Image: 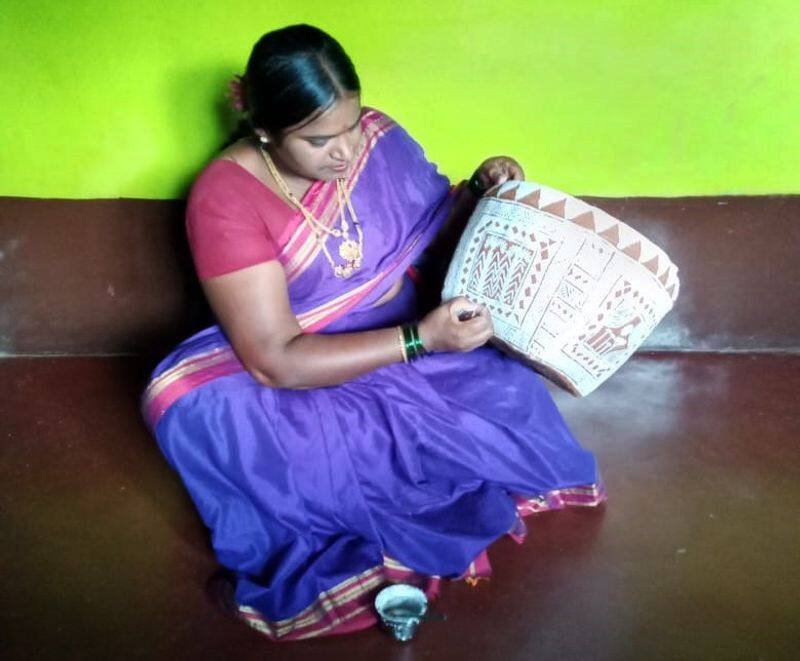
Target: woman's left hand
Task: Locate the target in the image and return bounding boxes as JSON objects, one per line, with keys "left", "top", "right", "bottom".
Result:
{"left": 473, "top": 156, "right": 525, "bottom": 190}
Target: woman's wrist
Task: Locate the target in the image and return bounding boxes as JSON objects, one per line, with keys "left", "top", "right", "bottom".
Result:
{"left": 416, "top": 318, "right": 435, "bottom": 354}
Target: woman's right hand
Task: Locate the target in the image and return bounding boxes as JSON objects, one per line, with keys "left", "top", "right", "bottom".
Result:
{"left": 418, "top": 296, "right": 494, "bottom": 353}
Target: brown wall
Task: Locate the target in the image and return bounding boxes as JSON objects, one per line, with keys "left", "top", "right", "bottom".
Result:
{"left": 583, "top": 195, "right": 800, "bottom": 352}
{"left": 1, "top": 195, "right": 798, "bottom": 356}
{"left": 0, "top": 197, "right": 209, "bottom": 357}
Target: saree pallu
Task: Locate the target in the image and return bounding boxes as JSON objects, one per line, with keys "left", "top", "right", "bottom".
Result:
{"left": 143, "top": 110, "right": 605, "bottom": 641}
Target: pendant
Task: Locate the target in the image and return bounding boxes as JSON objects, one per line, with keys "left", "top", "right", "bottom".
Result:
{"left": 339, "top": 239, "right": 362, "bottom": 262}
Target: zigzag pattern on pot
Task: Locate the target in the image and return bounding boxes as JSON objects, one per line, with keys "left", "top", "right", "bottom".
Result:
{"left": 486, "top": 182, "right": 680, "bottom": 301}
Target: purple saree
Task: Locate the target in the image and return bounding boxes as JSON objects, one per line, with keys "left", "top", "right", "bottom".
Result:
{"left": 142, "top": 110, "right": 604, "bottom": 641}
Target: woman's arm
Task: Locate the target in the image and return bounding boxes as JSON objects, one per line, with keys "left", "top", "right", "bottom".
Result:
{"left": 201, "top": 260, "right": 493, "bottom": 389}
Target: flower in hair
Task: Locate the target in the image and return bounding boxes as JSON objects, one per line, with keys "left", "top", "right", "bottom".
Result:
{"left": 227, "top": 74, "right": 247, "bottom": 112}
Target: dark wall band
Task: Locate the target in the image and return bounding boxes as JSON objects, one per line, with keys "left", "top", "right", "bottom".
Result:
{"left": 1, "top": 195, "right": 798, "bottom": 356}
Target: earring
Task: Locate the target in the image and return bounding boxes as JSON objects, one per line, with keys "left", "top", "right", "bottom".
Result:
{"left": 259, "top": 135, "right": 269, "bottom": 145}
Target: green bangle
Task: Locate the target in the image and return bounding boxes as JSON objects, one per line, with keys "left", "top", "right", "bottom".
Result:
{"left": 401, "top": 324, "right": 415, "bottom": 361}
{"left": 410, "top": 324, "right": 426, "bottom": 357}
{"left": 402, "top": 323, "right": 426, "bottom": 361}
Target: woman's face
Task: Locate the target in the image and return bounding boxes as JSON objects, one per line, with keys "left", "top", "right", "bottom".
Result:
{"left": 265, "top": 92, "right": 363, "bottom": 183}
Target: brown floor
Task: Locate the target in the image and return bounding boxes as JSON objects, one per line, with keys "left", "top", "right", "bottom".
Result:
{"left": 2, "top": 353, "right": 799, "bottom": 660}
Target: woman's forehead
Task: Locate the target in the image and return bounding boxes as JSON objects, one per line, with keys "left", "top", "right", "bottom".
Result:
{"left": 292, "top": 93, "right": 361, "bottom": 137}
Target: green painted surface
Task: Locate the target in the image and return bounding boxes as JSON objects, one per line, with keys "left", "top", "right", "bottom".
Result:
{"left": 2, "top": 0, "right": 799, "bottom": 199}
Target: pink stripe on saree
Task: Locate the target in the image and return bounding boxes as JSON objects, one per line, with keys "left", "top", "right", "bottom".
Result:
{"left": 296, "top": 231, "right": 425, "bottom": 332}
{"left": 515, "top": 483, "right": 607, "bottom": 517}
{"left": 142, "top": 348, "right": 241, "bottom": 431}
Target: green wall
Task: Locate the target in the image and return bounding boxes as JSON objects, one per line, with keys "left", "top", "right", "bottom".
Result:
{"left": 2, "top": 0, "right": 799, "bottom": 199}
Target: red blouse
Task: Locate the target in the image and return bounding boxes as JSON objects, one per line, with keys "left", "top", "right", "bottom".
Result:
{"left": 186, "top": 159, "right": 292, "bottom": 279}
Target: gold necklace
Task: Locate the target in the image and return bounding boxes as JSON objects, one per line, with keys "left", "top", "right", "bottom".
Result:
{"left": 260, "top": 147, "right": 363, "bottom": 278}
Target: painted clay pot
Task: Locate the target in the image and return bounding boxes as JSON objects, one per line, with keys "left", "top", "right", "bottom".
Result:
{"left": 442, "top": 181, "right": 680, "bottom": 396}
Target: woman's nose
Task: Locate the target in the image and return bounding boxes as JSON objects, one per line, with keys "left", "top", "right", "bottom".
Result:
{"left": 330, "top": 135, "right": 354, "bottom": 163}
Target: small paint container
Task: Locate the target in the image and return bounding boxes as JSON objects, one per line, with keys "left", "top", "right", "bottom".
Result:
{"left": 374, "top": 584, "right": 428, "bottom": 642}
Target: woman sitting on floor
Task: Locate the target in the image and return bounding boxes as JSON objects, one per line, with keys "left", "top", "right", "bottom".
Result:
{"left": 142, "top": 23, "right": 604, "bottom": 641}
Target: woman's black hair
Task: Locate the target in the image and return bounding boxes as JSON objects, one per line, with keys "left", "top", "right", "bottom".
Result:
{"left": 243, "top": 24, "right": 360, "bottom": 138}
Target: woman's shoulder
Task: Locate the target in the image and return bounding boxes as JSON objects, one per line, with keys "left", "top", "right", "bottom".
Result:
{"left": 185, "top": 146, "right": 281, "bottom": 279}
{"left": 190, "top": 145, "right": 262, "bottom": 200}
{"left": 216, "top": 138, "right": 264, "bottom": 174}
{"left": 186, "top": 149, "right": 274, "bottom": 232}
{"left": 186, "top": 142, "right": 291, "bottom": 248}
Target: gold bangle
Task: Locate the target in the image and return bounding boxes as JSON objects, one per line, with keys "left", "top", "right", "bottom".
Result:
{"left": 396, "top": 326, "right": 408, "bottom": 363}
